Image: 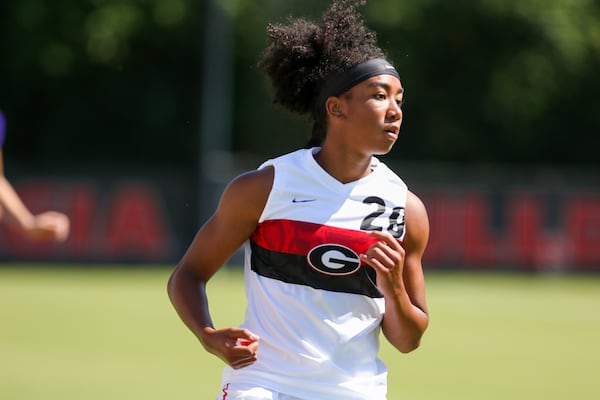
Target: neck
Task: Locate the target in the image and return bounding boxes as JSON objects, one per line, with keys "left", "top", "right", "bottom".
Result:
{"left": 313, "top": 145, "right": 373, "bottom": 184}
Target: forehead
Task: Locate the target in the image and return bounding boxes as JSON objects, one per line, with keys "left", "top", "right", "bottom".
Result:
{"left": 360, "top": 74, "right": 404, "bottom": 94}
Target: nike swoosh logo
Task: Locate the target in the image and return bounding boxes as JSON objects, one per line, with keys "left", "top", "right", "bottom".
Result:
{"left": 292, "top": 198, "right": 316, "bottom": 203}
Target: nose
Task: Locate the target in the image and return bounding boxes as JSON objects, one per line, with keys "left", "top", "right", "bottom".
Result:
{"left": 387, "top": 100, "right": 402, "bottom": 121}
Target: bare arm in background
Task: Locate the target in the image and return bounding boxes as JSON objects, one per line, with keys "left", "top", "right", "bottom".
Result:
{"left": 0, "top": 151, "right": 69, "bottom": 242}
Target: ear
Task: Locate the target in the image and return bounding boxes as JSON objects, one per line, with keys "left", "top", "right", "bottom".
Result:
{"left": 325, "top": 96, "right": 345, "bottom": 119}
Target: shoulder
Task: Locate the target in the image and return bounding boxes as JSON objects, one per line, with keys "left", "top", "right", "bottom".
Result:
{"left": 218, "top": 149, "right": 308, "bottom": 221}
{"left": 406, "top": 190, "right": 427, "bottom": 218}
{"left": 217, "top": 166, "right": 274, "bottom": 223}
{"left": 224, "top": 166, "right": 274, "bottom": 205}
{"left": 404, "top": 190, "right": 430, "bottom": 254}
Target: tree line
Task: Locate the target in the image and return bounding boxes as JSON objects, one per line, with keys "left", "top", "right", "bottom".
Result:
{"left": 1, "top": 0, "right": 598, "bottom": 168}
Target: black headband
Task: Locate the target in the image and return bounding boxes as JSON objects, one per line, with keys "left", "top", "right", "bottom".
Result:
{"left": 318, "top": 58, "right": 400, "bottom": 109}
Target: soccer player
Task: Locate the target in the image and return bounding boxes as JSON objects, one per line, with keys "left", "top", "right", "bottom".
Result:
{"left": 0, "top": 108, "right": 70, "bottom": 242}
{"left": 167, "top": 1, "right": 430, "bottom": 398}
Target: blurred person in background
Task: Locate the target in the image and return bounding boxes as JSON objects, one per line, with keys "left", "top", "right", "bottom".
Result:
{"left": 0, "top": 108, "right": 69, "bottom": 242}
{"left": 168, "top": 1, "right": 429, "bottom": 399}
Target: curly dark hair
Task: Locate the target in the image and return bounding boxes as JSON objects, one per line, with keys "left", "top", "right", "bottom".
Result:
{"left": 257, "top": 0, "right": 388, "bottom": 146}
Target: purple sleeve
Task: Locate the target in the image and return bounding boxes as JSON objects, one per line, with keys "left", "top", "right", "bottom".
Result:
{"left": 0, "top": 109, "right": 6, "bottom": 148}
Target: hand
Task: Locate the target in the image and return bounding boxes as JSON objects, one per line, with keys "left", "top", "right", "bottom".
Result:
{"left": 360, "top": 230, "right": 406, "bottom": 296}
{"left": 200, "top": 327, "right": 260, "bottom": 369}
{"left": 27, "top": 211, "right": 70, "bottom": 242}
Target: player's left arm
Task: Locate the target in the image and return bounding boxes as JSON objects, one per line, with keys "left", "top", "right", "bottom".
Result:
{"left": 361, "top": 190, "right": 430, "bottom": 353}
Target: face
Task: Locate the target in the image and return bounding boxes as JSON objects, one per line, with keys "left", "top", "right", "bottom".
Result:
{"left": 336, "top": 74, "right": 404, "bottom": 155}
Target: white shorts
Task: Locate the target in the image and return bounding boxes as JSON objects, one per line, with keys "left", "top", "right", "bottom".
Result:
{"left": 215, "top": 382, "right": 305, "bottom": 400}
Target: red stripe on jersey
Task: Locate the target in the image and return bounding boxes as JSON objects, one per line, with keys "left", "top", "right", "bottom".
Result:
{"left": 251, "top": 219, "right": 379, "bottom": 257}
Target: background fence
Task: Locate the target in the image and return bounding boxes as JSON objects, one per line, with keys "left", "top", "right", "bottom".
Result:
{"left": 2, "top": 160, "right": 597, "bottom": 272}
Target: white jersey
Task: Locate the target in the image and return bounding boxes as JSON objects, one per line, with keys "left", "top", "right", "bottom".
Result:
{"left": 221, "top": 147, "right": 408, "bottom": 399}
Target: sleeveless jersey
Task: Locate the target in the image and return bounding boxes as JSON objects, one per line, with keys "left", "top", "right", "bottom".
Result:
{"left": 221, "top": 148, "right": 408, "bottom": 399}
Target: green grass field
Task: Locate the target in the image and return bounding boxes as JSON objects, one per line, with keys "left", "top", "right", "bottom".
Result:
{"left": 1, "top": 265, "right": 599, "bottom": 399}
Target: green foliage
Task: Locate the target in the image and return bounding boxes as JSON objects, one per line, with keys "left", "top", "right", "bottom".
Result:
{"left": 0, "top": 0, "right": 202, "bottom": 166}
{"left": 362, "top": 0, "right": 600, "bottom": 164}
{"left": 0, "top": 0, "right": 598, "bottom": 167}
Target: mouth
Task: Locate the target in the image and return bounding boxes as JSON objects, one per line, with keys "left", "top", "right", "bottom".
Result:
{"left": 383, "top": 126, "right": 399, "bottom": 139}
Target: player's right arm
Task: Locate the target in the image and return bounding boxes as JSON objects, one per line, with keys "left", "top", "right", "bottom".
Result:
{"left": 167, "top": 166, "right": 273, "bottom": 369}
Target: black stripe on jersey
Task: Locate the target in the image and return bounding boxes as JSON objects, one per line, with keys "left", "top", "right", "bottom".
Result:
{"left": 250, "top": 240, "right": 383, "bottom": 298}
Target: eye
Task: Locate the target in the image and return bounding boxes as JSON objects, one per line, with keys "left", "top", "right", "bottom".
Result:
{"left": 375, "top": 92, "right": 387, "bottom": 100}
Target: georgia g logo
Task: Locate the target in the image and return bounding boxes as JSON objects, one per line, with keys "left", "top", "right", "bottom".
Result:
{"left": 307, "top": 244, "right": 361, "bottom": 276}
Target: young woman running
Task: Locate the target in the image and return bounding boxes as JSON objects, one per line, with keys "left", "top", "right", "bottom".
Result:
{"left": 168, "top": 1, "right": 430, "bottom": 398}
